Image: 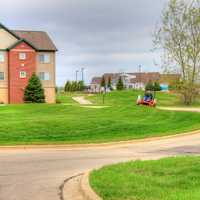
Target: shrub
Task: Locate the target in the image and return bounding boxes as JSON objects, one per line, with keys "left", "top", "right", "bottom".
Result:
{"left": 24, "top": 73, "right": 45, "bottom": 103}
{"left": 154, "top": 82, "right": 161, "bottom": 91}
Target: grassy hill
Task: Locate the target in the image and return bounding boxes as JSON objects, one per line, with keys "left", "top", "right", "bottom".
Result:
{"left": 0, "top": 90, "right": 200, "bottom": 145}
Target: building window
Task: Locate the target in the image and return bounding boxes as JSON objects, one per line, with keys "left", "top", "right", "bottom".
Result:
{"left": 0, "top": 53, "right": 5, "bottom": 63}
{"left": 0, "top": 72, "right": 4, "bottom": 80}
{"left": 20, "top": 71, "right": 27, "bottom": 78}
{"left": 19, "top": 53, "right": 26, "bottom": 60}
{"left": 39, "top": 72, "right": 50, "bottom": 81}
{"left": 39, "top": 54, "right": 50, "bottom": 63}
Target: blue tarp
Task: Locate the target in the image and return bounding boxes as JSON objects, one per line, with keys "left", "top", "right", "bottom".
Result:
{"left": 160, "top": 84, "right": 169, "bottom": 91}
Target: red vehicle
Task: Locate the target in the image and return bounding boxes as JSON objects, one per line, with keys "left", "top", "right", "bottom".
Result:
{"left": 136, "top": 91, "right": 157, "bottom": 107}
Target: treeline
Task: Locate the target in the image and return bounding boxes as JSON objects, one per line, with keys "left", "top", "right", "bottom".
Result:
{"left": 101, "top": 76, "right": 125, "bottom": 90}
{"left": 64, "top": 81, "right": 85, "bottom": 92}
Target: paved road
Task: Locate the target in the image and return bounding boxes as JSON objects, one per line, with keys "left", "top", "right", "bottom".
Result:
{"left": 1, "top": 132, "right": 200, "bottom": 200}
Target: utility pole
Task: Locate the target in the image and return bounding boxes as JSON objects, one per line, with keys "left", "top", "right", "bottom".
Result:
{"left": 75, "top": 70, "right": 79, "bottom": 82}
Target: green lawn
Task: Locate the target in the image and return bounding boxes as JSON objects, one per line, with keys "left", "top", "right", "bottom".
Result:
{"left": 90, "top": 156, "right": 200, "bottom": 200}
{"left": 0, "top": 90, "right": 200, "bottom": 145}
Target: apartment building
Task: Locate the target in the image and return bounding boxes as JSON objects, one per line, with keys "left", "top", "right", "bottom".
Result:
{"left": 90, "top": 72, "right": 180, "bottom": 92}
{"left": 0, "top": 23, "right": 57, "bottom": 104}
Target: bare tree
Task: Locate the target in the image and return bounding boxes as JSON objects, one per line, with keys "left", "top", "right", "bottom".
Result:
{"left": 154, "top": 0, "right": 200, "bottom": 105}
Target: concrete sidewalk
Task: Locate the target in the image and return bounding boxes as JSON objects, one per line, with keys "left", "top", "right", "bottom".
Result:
{"left": 158, "top": 106, "right": 200, "bottom": 112}
{"left": 72, "top": 96, "right": 93, "bottom": 105}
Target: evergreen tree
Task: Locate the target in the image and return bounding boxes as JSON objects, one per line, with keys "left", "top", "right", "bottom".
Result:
{"left": 24, "top": 73, "right": 45, "bottom": 103}
{"left": 78, "top": 81, "right": 85, "bottom": 91}
{"left": 154, "top": 81, "right": 161, "bottom": 91}
{"left": 64, "top": 81, "right": 71, "bottom": 92}
{"left": 116, "top": 76, "right": 124, "bottom": 90}
{"left": 107, "top": 76, "right": 112, "bottom": 90}
{"left": 70, "top": 81, "right": 76, "bottom": 92}
{"left": 101, "top": 76, "right": 106, "bottom": 88}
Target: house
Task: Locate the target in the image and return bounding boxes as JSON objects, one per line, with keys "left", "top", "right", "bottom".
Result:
{"left": 0, "top": 23, "right": 57, "bottom": 104}
{"left": 90, "top": 77, "right": 102, "bottom": 93}
{"left": 90, "top": 72, "right": 180, "bottom": 92}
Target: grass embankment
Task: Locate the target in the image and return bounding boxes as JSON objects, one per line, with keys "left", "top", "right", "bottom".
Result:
{"left": 90, "top": 156, "right": 200, "bottom": 200}
{"left": 0, "top": 90, "right": 200, "bottom": 145}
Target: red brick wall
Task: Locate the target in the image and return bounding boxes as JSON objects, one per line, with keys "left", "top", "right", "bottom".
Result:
{"left": 8, "top": 42, "right": 36, "bottom": 103}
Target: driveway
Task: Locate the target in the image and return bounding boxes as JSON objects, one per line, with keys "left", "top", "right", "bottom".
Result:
{"left": 1, "top": 132, "right": 200, "bottom": 200}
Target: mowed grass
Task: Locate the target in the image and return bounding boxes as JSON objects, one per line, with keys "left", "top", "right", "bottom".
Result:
{"left": 0, "top": 90, "right": 200, "bottom": 145}
{"left": 90, "top": 156, "right": 200, "bottom": 200}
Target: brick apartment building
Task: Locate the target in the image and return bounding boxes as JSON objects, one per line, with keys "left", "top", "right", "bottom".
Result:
{"left": 0, "top": 23, "right": 57, "bottom": 104}
{"left": 90, "top": 72, "right": 180, "bottom": 92}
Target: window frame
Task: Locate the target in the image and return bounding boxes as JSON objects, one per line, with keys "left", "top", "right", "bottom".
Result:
{"left": 0, "top": 53, "right": 5, "bottom": 63}
{"left": 19, "top": 71, "right": 27, "bottom": 79}
{"left": 39, "top": 54, "right": 50, "bottom": 64}
{"left": 19, "top": 53, "right": 26, "bottom": 60}
{"left": 0, "top": 72, "right": 4, "bottom": 80}
{"left": 39, "top": 72, "right": 50, "bottom": 81}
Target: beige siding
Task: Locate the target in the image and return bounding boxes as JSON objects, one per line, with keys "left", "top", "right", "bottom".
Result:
{"left": 0, "top": 51, "right": 8, "bottom": 103}
{"left": 0, "top": 28, "right": 18, "bottom": 49}
{"left": 36, "top": 52, "right": 56, "bottom": 103}
{"left": 44, "top": 88, "right": 55, "bottom": 103}
{"left": 0, "top": 51, "right": 8, "bottom": 88}
{"left": 0, "top": 88, "right": 8, "bottom": 103}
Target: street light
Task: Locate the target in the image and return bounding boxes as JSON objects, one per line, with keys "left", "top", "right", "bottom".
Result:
{"left": 75, "top": 70, "right": 79, "bottom": 82}
{"left": 81, "top": 68, "right": 85, "bottom": 82}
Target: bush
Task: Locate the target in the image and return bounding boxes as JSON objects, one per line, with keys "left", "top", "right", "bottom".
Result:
{"left": 145, "top": 81, "right": 154, "bottom": 91}
{"left": 56, "top": 99, "right": 62, "bottom": 104}
{"left": 154, "top": 82, "right": 161, "bottom": 91}
{"left": 145, "top": 81, "right": 161, "bottom": 91}
{"left": 24, "top": 73, "right": 45, "bottom": 103}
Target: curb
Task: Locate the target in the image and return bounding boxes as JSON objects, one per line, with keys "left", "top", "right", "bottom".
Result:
{"left": 79, "top": 172, "right": 102, "bottom": 200}
{"left": 0, "top": 129, "right": 200, "bottom": 150}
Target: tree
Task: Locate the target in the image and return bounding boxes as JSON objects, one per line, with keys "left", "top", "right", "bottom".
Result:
{"left": 145, "top": 81, "right": 154, "bottom": 91}
{"left": 78, "top": 81, "right": 85, "bottom": 91}
{"left": 154, "top": 82, "right": 161, "bottom": 91}
{"left": 24, "top": 73, "right": 45, "bottom": 103}
{"left": 64, "top": 81, "right": 71, "bottom": 92}
{"left": 116, "top": 76, "right": 124, "bottom": 90}
{"left": 101, "top": 76, "right": 106, "bottom": 89}
{"left": 154, "top": 0, "right": 200, "bottom": 105}
{"left": 107, "top": 76, "right": 112, "bottom": 90}
{"left": 71, "top": 81, "right": 77, "bottom": 92}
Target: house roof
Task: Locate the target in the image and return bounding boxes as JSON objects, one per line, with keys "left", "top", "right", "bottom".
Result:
{"left": 12, "top": 30, "right": 57, "bottom": 51}
{"left": 0, "top": 23, "right": 21, "bottom": 40}
{"left": 7, "top": 39, "right": 37, "bottom": 51}
{"left": 91, "top": 72, "right": 180, "bottom": 85}
{"left": 91, "top": 77, "right": 102, "bottom": 85}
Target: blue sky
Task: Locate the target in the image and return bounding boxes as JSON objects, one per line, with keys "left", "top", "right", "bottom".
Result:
{"left": 1, "top": 0, "right": 168, "bottom": 85}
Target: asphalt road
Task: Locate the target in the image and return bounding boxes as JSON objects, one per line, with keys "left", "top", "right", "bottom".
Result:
{"left": 1, "top": 132, "right": 200, "bottom": 200}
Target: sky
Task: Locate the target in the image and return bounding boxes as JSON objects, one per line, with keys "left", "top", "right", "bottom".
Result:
{"left": 0, "top": 0, "right": 168, "bottom": 85}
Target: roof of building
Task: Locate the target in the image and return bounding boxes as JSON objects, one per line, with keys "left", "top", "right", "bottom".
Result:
{"left": 12, "top": 30, "right": 57, "bottom": 51}
{"left": 91, "top": 77, "right": 102, "bottom": 85}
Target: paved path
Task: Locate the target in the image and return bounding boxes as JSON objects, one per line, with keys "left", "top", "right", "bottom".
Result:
{"left": 1, "top": 132, "right": 200, "bottom": 200}
{"left": 158, "top": 106, "right": 200, "bottom": 112}
{"left": 72, "top": 96, "right": 92, "bottom": 105}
